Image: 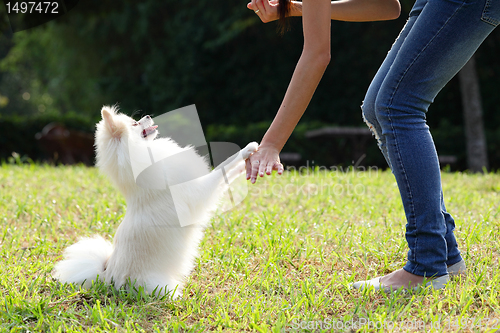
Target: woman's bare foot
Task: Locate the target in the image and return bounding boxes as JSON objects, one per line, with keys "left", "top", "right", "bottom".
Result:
{"left": 380, "top": 268, "right": 426, "bottom": 289}
{"left": 351, "top": 267, "right": 450, "bottom": 292}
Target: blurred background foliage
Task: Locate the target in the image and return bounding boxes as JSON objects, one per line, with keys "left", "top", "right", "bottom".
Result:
{"left": 0, "top": 0, "right": 499, "bottom": 169}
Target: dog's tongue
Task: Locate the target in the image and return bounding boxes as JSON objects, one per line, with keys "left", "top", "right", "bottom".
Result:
{"left": 142, "top": 125, "right": 158, "bottom": 138}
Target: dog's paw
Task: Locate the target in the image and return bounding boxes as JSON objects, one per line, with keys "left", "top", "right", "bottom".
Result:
{"left": 242, "top": 142, "right": 258, "bottom": 160}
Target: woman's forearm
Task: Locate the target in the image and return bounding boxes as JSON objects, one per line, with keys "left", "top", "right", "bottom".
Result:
{"left": 260, "top": 52, "right": 330, "bottom": 151}
{"left": 290, "top": 0, "right": 400, "bottom": 22}
{"left": 246, "top": 0, "right": 331, "bottom": 182}
{"left": 261, "top": 0, "right": 331, "bottom": 152}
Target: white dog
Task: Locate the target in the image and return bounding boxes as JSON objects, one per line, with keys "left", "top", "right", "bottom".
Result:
{"left": 53, "top": 106, "right": 258, "bottom": 298}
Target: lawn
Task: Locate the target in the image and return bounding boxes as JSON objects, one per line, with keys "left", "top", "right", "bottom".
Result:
{"left": 0, "top": 162, "right": 499, "bottom": 332}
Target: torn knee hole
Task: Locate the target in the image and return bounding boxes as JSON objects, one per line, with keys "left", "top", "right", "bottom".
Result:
{"left": 362, "top": 113, "right": 381, "bottom": 142}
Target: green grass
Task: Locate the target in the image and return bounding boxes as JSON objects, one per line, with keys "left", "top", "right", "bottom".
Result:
{"left": 1, "top": 163, "right": 499, "bottom": 332}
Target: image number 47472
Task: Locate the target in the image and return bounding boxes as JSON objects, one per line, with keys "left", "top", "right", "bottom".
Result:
{"left": 2, "top": 0, "right": 79, "bottom": 33}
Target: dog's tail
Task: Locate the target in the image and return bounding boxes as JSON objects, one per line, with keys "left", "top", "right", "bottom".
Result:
{"left": 53, "top": 236, "right": 113, "bottom": 288}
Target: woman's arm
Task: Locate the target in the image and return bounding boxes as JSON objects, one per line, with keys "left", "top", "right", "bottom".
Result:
{"left": 246, "top": 0, "right": 331, "bottom": 184}
{"left": 248, "top": 0, "right": 400, "bottom": 23}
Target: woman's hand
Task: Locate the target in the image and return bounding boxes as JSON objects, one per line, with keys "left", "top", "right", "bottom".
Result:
{"left": 246, "top": 144, "right": 284, "bottom": 184}
{"left": 248, "top": 0, "right": 400, "bottom": 23}
{"left": 247, "top": 0, "right": 279, "bottom": 23}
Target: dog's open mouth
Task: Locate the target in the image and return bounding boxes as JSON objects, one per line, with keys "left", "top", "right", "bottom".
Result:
{"left": 142, "top": 125, "right": 158, "bottom": 139}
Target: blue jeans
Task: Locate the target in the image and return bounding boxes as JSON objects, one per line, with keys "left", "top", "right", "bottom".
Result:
{"left": 362, "top": 0, "right": 500, "bottom": 277}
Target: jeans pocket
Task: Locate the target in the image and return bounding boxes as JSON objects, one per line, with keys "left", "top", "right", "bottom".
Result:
{"left": 481, "top": 0, "right": 500, "bottom": 26}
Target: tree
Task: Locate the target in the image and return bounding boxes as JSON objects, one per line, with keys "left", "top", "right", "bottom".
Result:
{"left": 458, "top": 55, "right": 488, "bottom": 173}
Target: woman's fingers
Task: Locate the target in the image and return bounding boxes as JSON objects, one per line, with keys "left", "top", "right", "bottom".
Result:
{"left": 250, "top": 0, "right": 258, "bottom": 13}
{"left": 253, "top": 0, "right": 264, "bottom": 14}
{"left": 261, "top": 0, "right": 273, "bottom": 13}
{"left": 245, "top": 158, "right": 252, "bottom": 180}
{"left": 258, "top": 162, "right": 267, "bottom": 178}
{"left": 266, "top": 163, "right": 273, "bottom": 175}
{"left": 250, "top": 159, "right": 261, "bottom": 184}
{"left": 248, "top": 0, "right": 276, "bottom": 10}
{"left": 267, "top": 162, "right": 283, "bottom": 175}
{"left": 248, "top": 0, "right": 279, "bottom": 23}
{"left": 275, "top": 162, "right": 284, "bottom": 175}
{"left": 249, "top": 155, "right": 266, "bottom": 184}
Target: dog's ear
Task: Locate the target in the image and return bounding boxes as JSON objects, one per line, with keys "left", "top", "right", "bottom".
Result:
{"left": 101, "top": 106, "right": 115, "bottom": 128}
{"left": 101, "top": 106, "right": 124, "bottom": 138}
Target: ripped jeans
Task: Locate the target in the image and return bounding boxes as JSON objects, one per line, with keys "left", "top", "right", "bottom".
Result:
{"left": 362, "top": 0, "right": 499, "bottom": 276}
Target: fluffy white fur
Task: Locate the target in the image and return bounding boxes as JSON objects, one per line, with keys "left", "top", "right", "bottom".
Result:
{"left": 52, "top": 106, "right": 258, "bottom": 298}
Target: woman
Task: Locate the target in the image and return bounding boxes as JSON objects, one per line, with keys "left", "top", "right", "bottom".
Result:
{"left": 246, "top": 0, "right": 499, "bottom": 291}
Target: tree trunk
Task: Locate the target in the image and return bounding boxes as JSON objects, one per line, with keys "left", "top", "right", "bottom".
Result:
{"left": 458, "top": 55, "right": 489, "bottom": 173}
